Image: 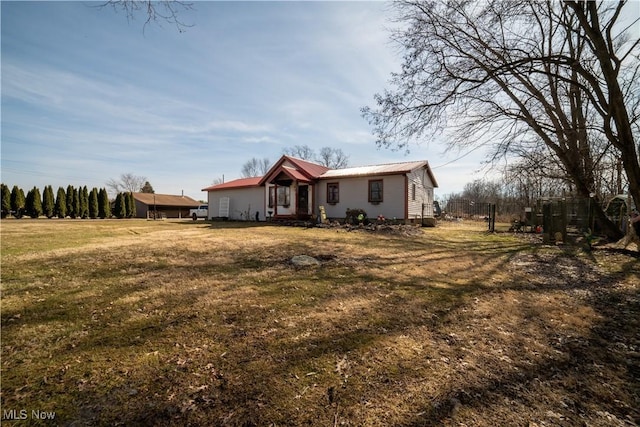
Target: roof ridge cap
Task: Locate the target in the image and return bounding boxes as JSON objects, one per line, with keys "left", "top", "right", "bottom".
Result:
{"left": 333, "top": 159, "right": 428, "bottom": 170}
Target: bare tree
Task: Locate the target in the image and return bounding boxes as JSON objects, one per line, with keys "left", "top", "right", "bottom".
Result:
{"left": 210, "top": 177, "right": 225, "bottom": 186}
{"left": 317, "top": 147, "right": 350, "bottom": 169}
{"left": 564, "top": 1, "right": 640, "bottom": 202}
{"left": 282, "top": 145, "right": 316, "bottom": 161}
{"left": 241, "top": 158, "right": 270, "bottom": 178}
{"left": 99, "top": 1, "right": 194, "bottom": 33}
{"left": 363, "top": 0, "right": 639, "bottom": 239}
{"left": 282, "top": 145, "right": 350, "bottom": 168}
{"left": 106, "top": 173, "right": 148, "bottom": 195}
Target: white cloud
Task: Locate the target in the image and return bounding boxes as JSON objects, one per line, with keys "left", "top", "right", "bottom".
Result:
{"left": 1, "top": 1, "right": 488, "bottom": 200}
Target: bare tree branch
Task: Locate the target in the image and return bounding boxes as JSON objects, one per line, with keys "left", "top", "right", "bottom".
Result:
{"left": 241, "top": 158, "right": 270, "bottom": 178}
{"left": 363, "top": 0, "right": 639, "bottom": 239}
{"left": 106, "top": 173, "right": 148, "bottom": 195}
{"left": 98, "top": 1, "right": 194, "bottom": 33}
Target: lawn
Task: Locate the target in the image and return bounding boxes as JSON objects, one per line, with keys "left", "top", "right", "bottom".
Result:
{"left": 1, "top": 219, "right": 638, "bottom": 426}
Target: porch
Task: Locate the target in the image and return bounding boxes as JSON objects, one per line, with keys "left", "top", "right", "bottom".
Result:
{"left": 266, "top": 169, "right": 315, "bottom": 220}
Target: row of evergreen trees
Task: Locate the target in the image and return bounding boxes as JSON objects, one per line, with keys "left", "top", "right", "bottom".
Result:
{"left": 1, "top": 184, "right": 137, "bottom": 219}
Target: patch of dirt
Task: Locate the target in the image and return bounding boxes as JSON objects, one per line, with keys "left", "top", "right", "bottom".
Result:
{"left": 318, "top": 222, "right": 425, "bottom": 237}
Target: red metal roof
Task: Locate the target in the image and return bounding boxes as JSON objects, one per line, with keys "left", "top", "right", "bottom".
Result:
{"left": 202, "top": 176, "right": 262, "bottom": 192}
{"left": 285, "top": 156, "right": 331, "bottom": 179}
{"left": 259, "top": 155, "right": 330, "bottom": 186}
{"left": 281, "top": 166, "right": 312, "bottom": 182}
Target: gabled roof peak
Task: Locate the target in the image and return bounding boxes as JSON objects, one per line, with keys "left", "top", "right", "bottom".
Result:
{"left": 259, "top": 155, "right": 330, "bottom": 185}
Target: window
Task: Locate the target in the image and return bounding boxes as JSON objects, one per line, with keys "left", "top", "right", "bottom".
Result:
{"left": 268, "top": 187, "right": 275, "bottom": 208}
{"left": 411, "top": 183, "right": 416, "bottom": 201}
{"left": 327, "top": 183, "right": 339, "bottom": 204}
{"left": 368, "top": 180, "right": 383, "bottom": 203}
{"left": 277, "top": 186, "right": 290, "bottom": 206}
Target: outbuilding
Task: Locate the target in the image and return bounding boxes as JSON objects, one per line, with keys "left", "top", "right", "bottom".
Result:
{"left": 131, "top": 193, "right": 200, "bottom": 219}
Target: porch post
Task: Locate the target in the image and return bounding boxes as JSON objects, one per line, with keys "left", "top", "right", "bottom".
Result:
{"left": 293, "top": 181, "right": 298, "bottom": 219}
{"left": 274, "top": 184, "right": 278, "bottom": 217}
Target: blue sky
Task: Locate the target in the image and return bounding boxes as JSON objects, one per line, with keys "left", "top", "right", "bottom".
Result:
{"left": 2, "top": 1, "right": 489, "bottom": 201}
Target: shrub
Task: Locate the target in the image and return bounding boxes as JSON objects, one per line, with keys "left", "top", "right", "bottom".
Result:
{"left": 345, "top": 208, "right": 368, "bottom": 225}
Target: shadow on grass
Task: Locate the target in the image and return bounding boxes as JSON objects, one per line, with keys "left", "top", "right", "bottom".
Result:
{"left": 394, "top": 249, "right": 640, "bottom": 426}
{"left": 2, "top": 226, "right": 638, "bottom": 426}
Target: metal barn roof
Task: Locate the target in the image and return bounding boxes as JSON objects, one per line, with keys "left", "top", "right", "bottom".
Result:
{"left": 319, "top": 160, "right": 438, "bottom": 187}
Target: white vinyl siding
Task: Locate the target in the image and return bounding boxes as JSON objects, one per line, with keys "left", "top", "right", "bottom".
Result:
{"left": 317, "top": 175, "right": 406, "bottom": 220}
{"left": 406, "top": 167, "right": 435, "bottom": 220}
{"left": 207, "top": 187, "right": 264, "bottom": 220}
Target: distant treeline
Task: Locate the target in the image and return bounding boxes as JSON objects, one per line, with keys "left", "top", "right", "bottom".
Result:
{"left": 1, "top": 184, "right": 136, "bottom": 219}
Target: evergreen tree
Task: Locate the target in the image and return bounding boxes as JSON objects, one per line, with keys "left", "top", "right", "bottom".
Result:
{"left": 73, "top": 188, "right": 81, "bottom": 219}
{"left": 42, "top": 185, "right": 55, "bottom": 218}
{"left": 33, "top": 187, "right": 43, "bottom": 218}
{"left": 126, "top": 192, "right": 136, "bottom": 218}
{"left": 1, "top": 184, "right": 11, "bottom": 218}
{"left": 114, "top": 193, "right": 126, "bottom": 218}
{"left": 98, "top": 188, "right": 111, "bottom": 219}
{"left": 89, "top": 188, "right": 99, "bottom": 219}
{"left": 130, "top": 192, "right": 137, "bottom": 218}
{"left": 80, "top": 186, "right": 89, "bottom": 219}
{"left": 25, "top": 187, "right": 43, "bottom": 218}
{"left": 10, "top": 185, "right": 25, "bottom": 218}
{"left": 104, "top": 189, "right": 111, "bottom": 218}
{"left": 25, "top": 188, "right": 34, "bottom": 218}
{"left": 55, "top": 187, "right": 67, "bottom": 218}
{"left": 140, "top": 181, "right": 155, "bottom": 193}
{"left": 66, "top": 185, "right": 76, "bottom": 218}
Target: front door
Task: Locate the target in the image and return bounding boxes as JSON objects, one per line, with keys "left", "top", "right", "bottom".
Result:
{"left": 297, "top": 185, "right": 309, "bottom": 216}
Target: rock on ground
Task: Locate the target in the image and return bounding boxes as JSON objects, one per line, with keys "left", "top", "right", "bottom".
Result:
{"left": 290, "top": 255, "right": 321, "bottom": 267}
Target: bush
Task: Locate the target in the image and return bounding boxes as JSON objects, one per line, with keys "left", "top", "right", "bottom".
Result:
{"left": 345, "top": 208, "right": 369, "bottom": 225}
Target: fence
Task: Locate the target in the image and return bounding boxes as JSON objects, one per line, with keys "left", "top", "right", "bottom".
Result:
{"left": 438, "top": 198, "right": 523, "bottom": 222}
{"left": 439, "top": 197, "right": 593, "bottom": 229}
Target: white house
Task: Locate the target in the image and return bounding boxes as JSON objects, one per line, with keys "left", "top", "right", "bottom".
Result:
{"left": 202, "top": 177, "right": 263, "bottom": 221}
{"left": 202, "top": 155, "right": 438, "bottom": 223}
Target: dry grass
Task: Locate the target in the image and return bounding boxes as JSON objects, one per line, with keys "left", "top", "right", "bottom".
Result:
{"left": 1, "top": 219, "right": 638, "bottom": 426}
